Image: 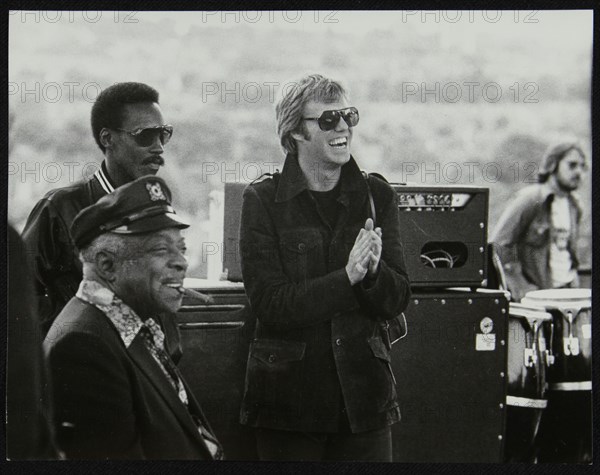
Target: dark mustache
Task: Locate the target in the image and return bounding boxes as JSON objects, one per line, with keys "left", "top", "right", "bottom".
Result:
{"left": 143, "top": 156, "right": 165, "bottom": 165}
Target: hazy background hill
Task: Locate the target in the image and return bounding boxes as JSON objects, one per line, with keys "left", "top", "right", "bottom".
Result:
{"left": 9, "top": 10, "right": 592, "bottom": 277}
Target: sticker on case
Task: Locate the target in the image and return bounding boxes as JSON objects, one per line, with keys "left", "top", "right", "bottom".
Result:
{"left": 476, "top": 333, "right": 496, "bottom": 351}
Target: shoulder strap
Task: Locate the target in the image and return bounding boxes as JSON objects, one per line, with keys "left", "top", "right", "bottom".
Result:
{"left": 362, "top": 171, "right": 389, "bottom": 227}
{"left": 361, "top": 171, "right": 376, "bottom": 226}
{"left": 250, "top": 170, "right": 280, "bottom": 185}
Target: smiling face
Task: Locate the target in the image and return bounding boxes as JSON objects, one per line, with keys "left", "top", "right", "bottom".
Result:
{"left": 113, "top": 228, "right": 188, "bottom": 317}
{"left": 106, "top": 102, "right": 167, "bottom": 182}
{"left": 294, "top": 99, "right": 354, "bottom": 170}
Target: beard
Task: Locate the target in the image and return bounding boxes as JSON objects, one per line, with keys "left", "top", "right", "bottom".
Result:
{"left": 557, "top": 176, "right": 580, "bottom": 192}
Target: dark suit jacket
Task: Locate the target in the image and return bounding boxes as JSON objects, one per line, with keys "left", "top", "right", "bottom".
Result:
{"left": 44, "top": 297, "right": 220, "bottom": 459}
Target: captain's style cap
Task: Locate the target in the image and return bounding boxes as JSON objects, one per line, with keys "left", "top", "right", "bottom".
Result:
{"left": 71, "top": 175, "right": 189, "bottom": 249}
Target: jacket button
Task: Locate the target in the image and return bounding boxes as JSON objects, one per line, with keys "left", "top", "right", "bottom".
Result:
{"left": 335, "top": 338, "right": 342, "bottom": 346}
{"left": 298, "top": 243, "right": 306, "bottom": 252}
{"left": 268, "top": 354, "right": 276, "bottom": 363}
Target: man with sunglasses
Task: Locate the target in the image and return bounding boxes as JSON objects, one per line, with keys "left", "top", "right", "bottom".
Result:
{"left": 492, "top": 142, "right": 588, "bottom": 301}
{"left": 239, "top": 74, "right": 411, "bottom": 461}
{"left": 22, "top": 82, "right": 175, "bottom": 337}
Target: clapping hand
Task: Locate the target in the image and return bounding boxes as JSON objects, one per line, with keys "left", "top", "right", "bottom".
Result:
{"left": 364, "top": 218, "right": 382, "bottom": 277}
{"left": 345, "top": 218, "right": 382, "bottom": 285}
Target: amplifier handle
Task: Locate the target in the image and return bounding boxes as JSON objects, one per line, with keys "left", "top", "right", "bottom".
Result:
{"left": 179, "top": 304, "right": 246, "bottom": 312}
{"left": 178, "top": 321, "right": 245, "bottom": 330}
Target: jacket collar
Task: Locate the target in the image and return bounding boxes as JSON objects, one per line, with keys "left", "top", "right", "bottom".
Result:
{"left": 92, "top": 160, "right": 117, "bottom": 194}
{"left": 538, "top": 180, "right": 581, "bottom": 210}
{"left": 275, "top": 153, "right": 367, "bottom": 203}
{"left": 127, "top": 334, "right": 215, "bottom": 458}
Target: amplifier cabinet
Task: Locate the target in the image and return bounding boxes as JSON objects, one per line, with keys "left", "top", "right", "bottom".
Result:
{"left": 223, "top": 183, "right": 246, "bottom": 282}
{"left": 391, "top": 289, "right": 508, "bottom": 462}
{"left": 178, "top": 283, "right": 508, "bottom": 462}
{"left": 392, "top": 185, "right": 489, "bottom": 288}
{"left": 176, "top": 279, "right": 258, "bottom": 460}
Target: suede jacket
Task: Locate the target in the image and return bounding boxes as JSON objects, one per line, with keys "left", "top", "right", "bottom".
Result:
{"left": 491, "top": 182, "right": 581, "bottom": 301}
{"left": 239, "top": 154, "right": 411, "bottom": 434}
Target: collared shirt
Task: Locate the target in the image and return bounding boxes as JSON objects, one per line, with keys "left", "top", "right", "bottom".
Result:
{"left": 75, "top": 279, "right": 221, "bottom": 458}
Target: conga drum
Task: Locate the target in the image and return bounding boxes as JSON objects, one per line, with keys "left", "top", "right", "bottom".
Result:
{"left": 521, "top": 288, "right": 592, "bottom": 463}
{"left": 504, "top": 303, "right": 553, "bottom": 462}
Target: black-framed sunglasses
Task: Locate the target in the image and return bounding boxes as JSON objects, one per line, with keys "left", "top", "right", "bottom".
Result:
{"left": 302, "top": 107, "right": 359, "bottom": 131}
{"left": 115, "top": 125, "right": 174, "bottom": 147}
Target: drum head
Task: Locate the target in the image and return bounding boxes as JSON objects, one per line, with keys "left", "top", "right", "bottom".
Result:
{"left": 522, "top": 288, "right": 591, "bottom": 309}
{"left": 509, "top": 303, "right": 553, "bottom": 322}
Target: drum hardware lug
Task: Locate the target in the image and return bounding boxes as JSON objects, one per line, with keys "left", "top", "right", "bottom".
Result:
{"left": 524, "top": 348, "right": 536, "bottom": 368}
{"left": 562, "top": 311, "right": 580, "bottom": 356}
{"left": 563, "top": 337, "right": 580, "bottom": 356}
{"left": 544, "top": 350, "right": 555, "bottom": 367}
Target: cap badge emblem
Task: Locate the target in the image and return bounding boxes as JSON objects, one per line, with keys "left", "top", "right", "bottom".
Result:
{"left": 146, "top": 182, "right": 167, "bottom": 201}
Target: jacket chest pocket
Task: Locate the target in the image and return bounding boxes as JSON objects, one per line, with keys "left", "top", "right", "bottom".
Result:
{"left": 524, "top": 220, "right": 550, "bottom": 247}
{"left": 278, "top": 230, "right": 321, "bottom": 281}
{"left": 245, "top": 339, "right": 306, "bottom": 416}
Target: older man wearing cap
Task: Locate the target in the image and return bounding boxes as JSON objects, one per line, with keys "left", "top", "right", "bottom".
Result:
{"left": 491, "top": 142, "right": 588, "bottom": 301}
{"left": 44, "top": 175, "right": 222, "bottom": 460}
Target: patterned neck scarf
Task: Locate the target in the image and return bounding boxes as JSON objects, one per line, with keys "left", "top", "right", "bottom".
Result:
{"left": 76, "top": 280, "right": 187, "bottom": 404}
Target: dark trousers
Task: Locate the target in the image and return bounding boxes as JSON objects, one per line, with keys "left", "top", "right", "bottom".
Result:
{"left": 255, "top": 426, "right": 393, "bottom": 461}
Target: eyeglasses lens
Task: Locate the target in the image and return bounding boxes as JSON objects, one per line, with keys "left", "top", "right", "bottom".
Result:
{"left": 136, "top": 127, "right": 173, "bottom": 147}
{"left": 317, "top": 108, "right": 359, "bottom": 131}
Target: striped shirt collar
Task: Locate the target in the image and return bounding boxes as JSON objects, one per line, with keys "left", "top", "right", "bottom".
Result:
{"left": 94, "top": 161, "right": 116, "bottom": 194}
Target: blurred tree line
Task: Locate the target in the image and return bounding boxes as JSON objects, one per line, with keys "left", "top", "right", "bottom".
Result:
{"left": 9, "top": 15, "right": 592, "bottom": 277}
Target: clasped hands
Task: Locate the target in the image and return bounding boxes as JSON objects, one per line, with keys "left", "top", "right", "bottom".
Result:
{"left": 345, "top": 218, "right": 382, "bottom": 286}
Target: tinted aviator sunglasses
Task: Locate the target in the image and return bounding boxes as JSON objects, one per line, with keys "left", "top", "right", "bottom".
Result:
{"left": 303, "top": 107, "right": 359, "bottom": 131}
{"left": 115, "top": 125, "right": 174, "bottom": 147}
